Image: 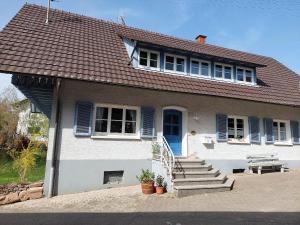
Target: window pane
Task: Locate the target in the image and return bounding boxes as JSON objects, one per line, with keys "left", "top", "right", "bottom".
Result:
{"left": 176, "top": 58, "right": 185, "bottom": 72}
{"left": 96, "top": 107, "right": 108, "bottom": 120}
{"left": 125, "top": 122, "right": 136, "bottom": 134}
{"left": 237, "top": 69, "right": 244, "bottom": 81}
{"left": 139, "top": 51, "right": 148, "bottom": 66}
{"left": 215, "top": 65, "right": 223, "bottom": 78}
{"left": 245, "top": 70, "right": 252, "bottom": 82}
{"left": 95, "top": 120, "right": 107, "bottom": 132}
{"left": 273, "top": 122, "right": 279, "bottom": 141}
{"left": 280, "top": 122, "right": 286, "bottom": 141}
{"left": 224, "top": 66, "right": 232, "bottom": 79}
{"left": 191, "top": 61, "right": 199, "bottom": 74}
{"left": 111, "top": 108, "right": 123, "bottom": 120}
{"left": 236, "top": 119, "right": 244, "bottom": 139}
{"left": 228, "top": 118, "right": 235, "bottom": 138}
{"left": 171, "top": 115, "right": 179, "bottom": 124}
{"left": 201, "top": 62, "right": 209, "bottom": 76}
{"left": 149, "top": 53, "right": 158, "bottom": 68}
{"left": 126, "top": 109, "right": 136, "bottom": 121}
{"left": 172, "top": 126, "right": 179, "bottom": 135}
{"left": 110, "top": 121, "right": 122, "bottom": 133}
{"left": 165, "top": 56, "right": 174, "bottom": 70}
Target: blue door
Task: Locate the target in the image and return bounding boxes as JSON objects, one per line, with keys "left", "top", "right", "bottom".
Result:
{"left": 163, "top": 110, "right": 182, "bottom": 156}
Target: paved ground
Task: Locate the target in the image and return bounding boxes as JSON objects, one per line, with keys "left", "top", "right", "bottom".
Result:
{"left": 0, "top": 170, "right": 300, "bottom": 225}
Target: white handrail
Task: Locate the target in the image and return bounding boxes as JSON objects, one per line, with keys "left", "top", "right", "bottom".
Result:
{"left": 161, "top": 136, "right": 175, "bottom": 178}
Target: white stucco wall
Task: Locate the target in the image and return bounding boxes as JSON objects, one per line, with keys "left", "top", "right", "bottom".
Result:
{"left": 45, "top": 79, "right": 300, "bottom": 194}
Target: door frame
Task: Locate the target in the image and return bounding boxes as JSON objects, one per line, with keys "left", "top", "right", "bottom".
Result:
{"left": 162, "top": 106, "right": 188, "bottom": 157}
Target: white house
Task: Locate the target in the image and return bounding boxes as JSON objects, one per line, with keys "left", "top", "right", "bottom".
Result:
{"left": 0, "top": 4, "right": 300, "bottom": 196}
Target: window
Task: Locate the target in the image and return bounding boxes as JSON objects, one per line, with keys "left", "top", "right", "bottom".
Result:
{"left": 103, "top": 171, "right": 124, "bottom": 185}
{"left": 93, "top": 104, "right": 140, "bottom": 137}
{"left": 236, "top": 67, "right": 254, "bottom": 83}
{"left": 227, "top": 116, "right": 248, "bottom": 141}
{"left": 190, "top": 59, "right": 210, "bottom": 76}
{"left": 214, "top": 64, "right": 233, "bottom": 80}
{"left": 138, "top": 49, "right": 159, "bottom": 69}
{"left": 164, "top": 54, "right": 186, "bottom": 73}
{"left": 273, "top": 120, "right": 287, "bottom": 142}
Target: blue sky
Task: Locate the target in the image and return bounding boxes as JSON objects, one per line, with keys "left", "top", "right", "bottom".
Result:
{"left": 0, "top": 0, "right": 300, "bottom": 98}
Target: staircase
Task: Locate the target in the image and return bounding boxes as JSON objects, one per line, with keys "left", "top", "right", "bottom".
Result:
{"left": 172, "top": 158, "right": 235, "bottom": 197}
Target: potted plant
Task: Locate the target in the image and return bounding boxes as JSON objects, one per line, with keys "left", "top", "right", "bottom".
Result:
{"left": 155, "top": 175, "right": 165, "bottom": 194}
{"left": 136, "top": 169, "right": 155, "bottom": 194}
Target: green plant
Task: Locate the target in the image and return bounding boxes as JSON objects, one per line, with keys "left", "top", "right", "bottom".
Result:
{"left": 155, "top": 175, "right": 164, "bottom": 187}
{"left": 136, "top": 169, "right": 155, "bottom": 183}
{"left": 151, "top": 142, "right": 160, "bottom": 158}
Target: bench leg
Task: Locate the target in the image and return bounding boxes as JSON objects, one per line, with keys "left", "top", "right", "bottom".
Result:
{"left": 249, "top": 168, "right": 253, "bottom": 174}
{"left": 258, "top": 166, "right": 262, "bottom": 175}
{"left": 281, "top": 167, "right": 285, "bottom": 173}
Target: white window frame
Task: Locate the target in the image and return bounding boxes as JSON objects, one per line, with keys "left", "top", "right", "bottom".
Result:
{"left": 164, "top": 53, "right": 187, "bottom": 75}
{"left": 190, "top": 58, "right": 211, "bottom": 77}
{"left": 92, "top": 104, "right": 141, "bottom": 139}
{"left": 214, "top": 63, "right": 234, "bottom": 81}
{"left": 227, "top": 115, "right": 249, "bottom": 144}
{"left": 236, "top": 66, "right": 254, "bottom": 84}
{"left": 138, "top": 48, "right": 160, "bottom": 71}
{"left": 273, "top": 119, "right": 291, "bottom": 145}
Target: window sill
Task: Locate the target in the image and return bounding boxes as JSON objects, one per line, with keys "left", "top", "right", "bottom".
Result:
{"left": 228, "top": 140, "right": 250, "bottom": 145}
{"left": 91, "top": 135, "right": 141, "bottom": 140}
{"left": 274, "top": 142, "right": 293, "bottom": 146}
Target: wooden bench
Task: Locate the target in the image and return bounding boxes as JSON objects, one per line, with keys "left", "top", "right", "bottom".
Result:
{"left": 247, "top": 153, "right": 285, "bottom": 175}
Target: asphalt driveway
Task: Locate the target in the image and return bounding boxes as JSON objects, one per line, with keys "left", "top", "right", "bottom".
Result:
{"left": 0, "top": 170, "right": 300, "bottom": 225}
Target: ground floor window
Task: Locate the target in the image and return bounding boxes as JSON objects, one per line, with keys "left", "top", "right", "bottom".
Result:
{"left": 273, "top": 120, "right": 287, "bottom": 142}
{"left": 93, "top": 104, "right": 140, "bottom": 137}
{"left": 227, "top": 116, "right": 248, "bottom": 142}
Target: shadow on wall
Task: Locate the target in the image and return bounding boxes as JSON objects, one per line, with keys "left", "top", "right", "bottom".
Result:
{"left": 0, "top": 212, "right": 299, "bottom": 225}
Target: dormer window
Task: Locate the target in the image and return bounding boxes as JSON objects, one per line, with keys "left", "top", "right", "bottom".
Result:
{"left": 214, "top": 64, "right": 233, "bottom": 80}
{"left": 191, "top": 59, "right": 210, "bottom": 77}
{"left": 236, "top": 67, "right": 254, "bottom": 83}
{"left": 165, "top": 54, "right": 186, "bottom": 73}
{"left": 138, "top": 49, "right": 160, "bottom": 70}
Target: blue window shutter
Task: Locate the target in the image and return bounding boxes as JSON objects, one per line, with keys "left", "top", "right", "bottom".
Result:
{"left": 74, "top": 101, "right": 93, "bottom": 136}
{"left": 249, "top": 116, "right": 260, "bottom": 143}
{"left": 263, "top": 118, "right": 274, "bottom": 143}
{"left": 141, "top": 106, "right": 155, "bottom": 138}
{"left": 291, "top": 121, "right": 300, "bottom": 144}
{"left": 216, "top": 114, "right": 228, "bottom": 142}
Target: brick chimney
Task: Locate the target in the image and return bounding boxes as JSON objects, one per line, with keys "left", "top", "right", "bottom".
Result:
{"left": 195, "top": 35, "right": 207, "bottom": 44}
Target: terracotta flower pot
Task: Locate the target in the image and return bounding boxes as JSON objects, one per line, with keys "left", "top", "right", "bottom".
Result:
{"left": 141, "top": 182, "right": 154, "bottom": 194}
{"left": 156, "top": 186, "right": 164, "bottom": 194}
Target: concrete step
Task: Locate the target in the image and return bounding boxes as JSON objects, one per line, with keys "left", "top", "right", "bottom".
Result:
{"left": 175, "top": 159, "right": 205, "bottom": 167}
{"left": 174, "top": 177, "right": 235, "bottom": 198}
{"left": 173, "top": 169, "right": 220, "bottom": 179}
{"left": 173, "top": 164, "right": 212, "bottom": 172}
{"left": 173, "top": 174, "right": 227, "bottom": 186}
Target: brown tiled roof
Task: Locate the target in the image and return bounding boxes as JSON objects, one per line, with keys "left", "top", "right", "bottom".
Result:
{"left": 0, "top": 4, "right": 300, "bottom": 106}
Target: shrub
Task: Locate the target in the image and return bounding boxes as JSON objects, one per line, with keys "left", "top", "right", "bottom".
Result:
{"left": 155, "top": 175, "right": 164, "bottom": 187}
{"left": 136, "top": 169, "right": 155, "bottom": 183}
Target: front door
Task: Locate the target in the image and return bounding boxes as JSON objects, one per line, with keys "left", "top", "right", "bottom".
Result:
{"left": 163, "top": 109, "right": 182, "bottom": 156}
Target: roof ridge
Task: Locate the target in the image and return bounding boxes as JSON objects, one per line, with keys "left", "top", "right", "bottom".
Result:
{"left": 23, "top": 3, "right": 272, "bottom": 61}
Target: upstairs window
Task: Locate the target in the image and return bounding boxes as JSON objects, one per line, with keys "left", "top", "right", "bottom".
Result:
{"left": 236, "top": 67, "right": 254, "bottom": 83}
{"left": 214, "top": 64, "right": 233, "bottom": 80}
{"left": 165, "top": 54, "right": 186, "bottom": 73}
{"left": 138, "top": 49, "right": 159, "bottom": 70}
{"left": 191, "top": 59, "right": 210, "bottom": 76}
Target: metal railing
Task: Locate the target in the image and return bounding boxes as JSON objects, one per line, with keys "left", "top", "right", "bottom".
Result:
{"left": 161, "top": 136, "right": 175, "bottom": 178}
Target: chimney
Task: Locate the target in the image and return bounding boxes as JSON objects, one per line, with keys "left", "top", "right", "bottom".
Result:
{"left": 195, "top": 35, "right": 207, "bottom": 44}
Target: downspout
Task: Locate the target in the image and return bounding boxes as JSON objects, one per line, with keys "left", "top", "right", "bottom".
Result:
{"left": 48, "top": 78, "right": 62, "bottom": 197}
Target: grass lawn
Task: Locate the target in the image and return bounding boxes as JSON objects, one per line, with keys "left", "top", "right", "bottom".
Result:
{"left": 0, "top": 152, "right": 46, "bottom": 185}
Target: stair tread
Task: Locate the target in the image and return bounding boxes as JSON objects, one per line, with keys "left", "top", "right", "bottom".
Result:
{"left": 173, "top": 174, "right": 226, "bottom": 182}
{"left": 173, "top": 169, "right": 219, "bottom": 175}
{"left": 174, "top": 178, "right": 235, "bottom": 190}
{"left": 175, "top": 159, "right": 205, "bottom": 162}
{"left": 174, "top": 164, "right": 211, "bottom": 168}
